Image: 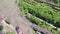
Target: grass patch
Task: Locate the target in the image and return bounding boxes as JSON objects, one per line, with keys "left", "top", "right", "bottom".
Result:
{"left": 6, "top": 31, "right": 14, "bottom": 34}
{"left": 4, "top": 26, "right": 15, "bottom": 34}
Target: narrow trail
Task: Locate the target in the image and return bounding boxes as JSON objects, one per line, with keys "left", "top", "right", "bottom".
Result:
{"left": 0, "top": 0, "right": 53, "bottom": 34}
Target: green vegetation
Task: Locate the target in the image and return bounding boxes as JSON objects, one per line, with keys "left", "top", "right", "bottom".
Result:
{"left": 42, "top": 0, "right": 60, "bottom": 5}
{"left": 19, "top": 0, "right": 60, "bottom": 34}
{"left": 20, "top": 0, "right": 60, "bottom": 27}
{"left": 4, "top": 26, "right": 15, "bottom": 34}
{"left": 6, "top": 32, "right": 14, "bottom": 34}
{"left": 26, "top": 13, "right": 60, "bottom": 34}
{"left": 0, "top": 25, "right": 3, "bottom": 31}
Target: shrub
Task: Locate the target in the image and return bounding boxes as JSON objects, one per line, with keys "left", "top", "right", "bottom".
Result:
{"left": 0, "top": 25, "right": 3, "bottom": 31}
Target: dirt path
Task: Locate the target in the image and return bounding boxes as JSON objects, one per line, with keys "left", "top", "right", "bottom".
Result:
{"left": 0, "top": 0, "right": 53, "bottom": 34}
{"left": 0, "top": 0, "right": 36, "bottom": 34}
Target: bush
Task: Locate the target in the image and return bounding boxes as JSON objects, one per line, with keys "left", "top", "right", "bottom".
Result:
{"left": 0, "top": 25, "right": 3, "bottom": 31}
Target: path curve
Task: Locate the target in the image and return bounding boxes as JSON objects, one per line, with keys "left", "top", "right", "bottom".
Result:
{"left": 0, "top": 0, "right": 36, "bottom": 34}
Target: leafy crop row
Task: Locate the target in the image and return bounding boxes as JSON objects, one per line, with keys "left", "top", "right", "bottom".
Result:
{"left": 20, "top": 0, "right": 60, "bottom": 27}
{"left": 19, "top": 0, "right": 60, "bottom": 34}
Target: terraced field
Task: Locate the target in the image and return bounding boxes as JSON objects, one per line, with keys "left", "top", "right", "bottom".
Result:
{"left": 19, "top": 0, "right": 60, "bottom": 34}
